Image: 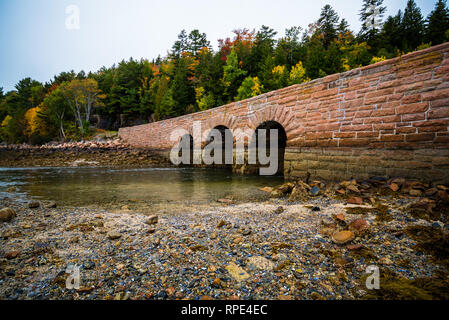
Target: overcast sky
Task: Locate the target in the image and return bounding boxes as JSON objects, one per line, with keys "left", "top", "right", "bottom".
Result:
{"left": 0, "top": 0, "right": 435, "bottom": 92}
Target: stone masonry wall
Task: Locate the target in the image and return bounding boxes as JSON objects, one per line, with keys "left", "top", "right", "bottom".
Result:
{"left": 119, "top": 42, "right": 449, "bottom": 183}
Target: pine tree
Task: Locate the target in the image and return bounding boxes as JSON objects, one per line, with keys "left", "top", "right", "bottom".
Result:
{"left": 359, "top": 0, "right": 386, "bottom": 39}
{"left": 425, "top": 0, "right": 449, "bottom": 45}
{"left": 317, "top": 4, "right": 340, "bottom": 49}
{"left": 402, "top": 0, "right": 425, "bottom": 51}
{"left": 379, "top": 10, "right": 404, "bottom": 55}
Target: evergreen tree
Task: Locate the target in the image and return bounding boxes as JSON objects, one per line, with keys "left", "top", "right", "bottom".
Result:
{"left": 359, "top": 0, "right": 386, "bottom": 46}
{"left": 317, "top": 4, "right": 340, "bottom": 49}
{"left": 379, "top": 10, "right": 404, "bottom": 55}
{"left": 426, "top": 0, "right": 449, "bottom": 45}
{"left": 402, "top": 0, "right": 425, "bottom": 51}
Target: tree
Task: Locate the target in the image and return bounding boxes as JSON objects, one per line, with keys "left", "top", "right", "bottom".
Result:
{"left": 236, "top": 76, "right": 263, "bottom": 101}
{"left": 222, "top": 48, "right": 247, "bottom": 102}
{"left": 289, "top": 61, "right": 310, "bottom": 85}
{"left": 426, "top": 0, "right": 449, "bottom": 45}
{"left": 60, "top": 79, "right": 105, "bottom": 136}
{"left": 379, "top": 10, "right": 404, "bottom": 55}
{"left": 42, "top": 86, "right": 71, "bottom": 140}
{"left": 402, "top": 0, "right": 425, "bottom": 51}
{"left": 317, "top": 4, "right": 340, "bottom": 49}
{"left": 187, "top": 30, "right": 210, "bottom": 55}
{"left": 359, "top": 0, "right": 386, "bottom": 48}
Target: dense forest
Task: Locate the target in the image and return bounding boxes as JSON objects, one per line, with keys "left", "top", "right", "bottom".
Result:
{"left": 1, "top": 0, "right": 449, "bottom": 144}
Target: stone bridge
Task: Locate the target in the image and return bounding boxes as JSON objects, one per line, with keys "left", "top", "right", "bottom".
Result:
{"left": 119, "top": 42, "right": 449, "bottom": 183}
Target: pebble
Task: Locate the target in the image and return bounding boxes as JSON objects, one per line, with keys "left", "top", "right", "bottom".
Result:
{"left": 331, "top": 230, "right": 355, "bottom": 245}
{"left": 107, "top": 231, "right": 122, "bottom": 240}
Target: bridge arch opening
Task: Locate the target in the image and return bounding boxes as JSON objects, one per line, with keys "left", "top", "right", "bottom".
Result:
{"left": 205, "top": 125, "right": 233, "bottom": 169}
{"left": 253, "top": 120, "right": 287, "bottom": 176}
{"left": 178, "top": 133, "right": 193, "bottom": 165}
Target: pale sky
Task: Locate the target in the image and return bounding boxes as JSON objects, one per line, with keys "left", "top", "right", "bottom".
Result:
{"left": 0, "top": 0, "right": 435, "bottom": 92}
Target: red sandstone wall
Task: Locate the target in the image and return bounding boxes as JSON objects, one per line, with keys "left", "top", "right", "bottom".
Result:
{"left": 119, "top": 42, "right": 449, "bottom": 182}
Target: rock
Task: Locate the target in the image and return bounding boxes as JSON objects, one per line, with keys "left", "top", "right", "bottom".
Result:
{"left": 274, "top": 206, "right": 284, "bottom": 214}
{"left": 225, "top": 262, "right": 250, "bottom": 282}
{"left": 107, "top": 231, "right": 122, "bottom": 240}
{"left": 347, "top": 197, "right": 363, "bottom": 205}
{"left": 217, "top": 198, "right": 233, "bottom": 204}
{"left": 348, "top": 219, "right": 370, "bottom": 235}
{"left": 0, "top": 208, "right": 16, "bottom": 222}
{"left": 233, "top": 236, "right": 243, "bottom": 244}
{"left": 212, "top": 278, "right": 221, "bottom": 288}
{"left": 241, "top": 228, "right": 251, "bottom": 236}
{"left": 5, "top": 250, "right": 20, "bottom": 259}
{"left": 346, "top": 244, "right": 363, "bottom": 251}
{"left": 147, "top": 227, "right": 156, "bottom": 234}
{"left": 217, "top": 220, "right": 226, "bottom": 228}
{"left": 312, "top": 206, "right": 321, "bottom": 212}
{"left": 424, "top": 188, "right": 438, "bottom": 196}
{"left": 278, "top": 295, "right": 294, "bottom": 300}
{"left": 347, "top": 185, "right": 360, "bottom": 193}
{"left": 247, "top": 256, "right": 275, "bottom": 271}
{"left": 28, "top": 201, "right": 40, "bottom": 209}
{"left": 310, "top": 186, "right": 320, "bottom": 196}
{"left": 210, "top": 232, "right": 217, "bottom": 239}
{"left": 145, "top": 215, "right": 158, "bottom": 225}
{"left": 46, "top": 201, "right": 57, "bottom": 208}
{"left": 335, "top": 213, "right": 346, "bottom": 223}
{"left": 379, "top": 257, "right": 393, "bottom": 265}
{"left": 389, "top": 183, "right": 399, "bottom": 192}
{"left": 270, "top": 189, "right": 284, "bottom": 198}
{"left": 432, "top": 221, "right": 444, "bottom": 228}
{"left": 259, "top": 187, "right": 273, "bottom": 193}
{"left": 6, "top": 186, "right": 16, "bottom": 192}
{"left": 409, "top": 189, "right": 422, "bottom": 197}
{"left": 331, "top": 230, "right": 355, "bottom": 245}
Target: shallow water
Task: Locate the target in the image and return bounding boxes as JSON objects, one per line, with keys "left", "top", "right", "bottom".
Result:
{"left": 0, "top": 167, "right": 284, "bottom": 206}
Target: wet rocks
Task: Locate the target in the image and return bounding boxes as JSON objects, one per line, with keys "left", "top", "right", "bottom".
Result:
{"left": 347, "top": 197, "right": 363, "bottom": 205}
{"left": 28, "top": 201, "right": 40, "bottom": 209}
{"left": 331, "top": 230, "right": 355, "bottom": 245}
{"left": 348, "top": 219, "right": 370, "bottom": 235}
{"left": 46, "top": 201, "right": 57, "bottom": 208}
{"left": 5, "top": 250, "right": 20, "bottom": 259}
{"left": 0, "top": 207, "right": 16, "bottom": 222}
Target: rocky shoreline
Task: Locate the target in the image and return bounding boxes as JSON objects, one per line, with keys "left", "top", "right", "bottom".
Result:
{"left": 1, "top": 176, "right": 449, "bottom": 300}
{"left": 0, "top": 140, "right": 171, "bottom": 168}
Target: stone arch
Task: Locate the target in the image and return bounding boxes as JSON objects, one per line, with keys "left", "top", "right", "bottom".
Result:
{"left": 247, "top": 105, "right": 297, "bottom": 142}
{"left": 203, "top": 113, "right": 237, "bottom": 140}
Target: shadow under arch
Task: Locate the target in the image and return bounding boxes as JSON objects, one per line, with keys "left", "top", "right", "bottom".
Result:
{"left": 253, "top": 120, "right": 287, "bottom": 176}
{"left": 177, "top": 133, "right": 194, "bottom": 165}
{"left": 205, "top": 125, "right": 234, "bottom": 170}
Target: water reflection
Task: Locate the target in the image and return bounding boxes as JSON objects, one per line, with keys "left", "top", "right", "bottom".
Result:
{"left": 0, "top": 167, "right": 284, "bottom": 206}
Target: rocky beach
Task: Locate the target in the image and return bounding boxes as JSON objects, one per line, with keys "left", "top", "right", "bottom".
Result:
{"left": 1, "top": 164, "right": 449, "bottom": 300}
